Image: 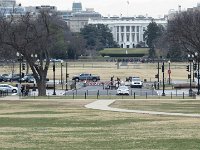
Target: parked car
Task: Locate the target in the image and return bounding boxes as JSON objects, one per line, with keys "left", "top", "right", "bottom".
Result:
{"left": 117, "top": 86, "right": 129, "bottom": 95}
{"left": 0, "top": 74, "right": 10, "bottom": 82}
{"left": 20, "top": 76, "right": 35, "bottom": 83}
{"left": 2, "top": 74, "right": 21, "bottom": 82}
{"left": 0, "top": 84, "right": 18, "bottom": 93}
{"left": 130, "top": 77, "right": 143, "bottom": 88}
{"left": 72, "top": 73, "right": 100, "bottom": 82}
{"left": 0, "top": 75, "right": 9, "bottom": 82}
{"left": 10, "top": 74, "right": 21, "bottom": 82}
{"left": 20, "top": 74, "right": 49, "bottom": 83}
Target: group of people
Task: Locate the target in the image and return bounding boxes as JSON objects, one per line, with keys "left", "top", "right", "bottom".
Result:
{"left": 110, "top": 76, "right": 121, "bottom": 89}
{"left": 21, "top": 85, "right": 30, "bottom": 96}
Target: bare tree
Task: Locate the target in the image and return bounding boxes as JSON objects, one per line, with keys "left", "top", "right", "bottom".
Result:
{"left": 167, "top": 10, "right": 200, "bottom": 55}
{"left": 0, "top": 11, "right": 68, "bottom": 96}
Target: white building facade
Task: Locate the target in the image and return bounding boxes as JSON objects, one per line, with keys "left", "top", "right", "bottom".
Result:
{"left": 88, "top": 17, "right": 167, "bottom": 48}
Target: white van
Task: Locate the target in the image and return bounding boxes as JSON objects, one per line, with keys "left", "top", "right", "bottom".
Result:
{"left": 130, "top": 77, "right": 143, "bottom": 88}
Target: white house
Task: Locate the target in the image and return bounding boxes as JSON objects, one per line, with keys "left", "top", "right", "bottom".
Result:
{"left": 88, "top": 16, "right": 167, "bottom": 48}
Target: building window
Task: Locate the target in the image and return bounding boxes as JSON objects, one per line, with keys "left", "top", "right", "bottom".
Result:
{"left": 126, "top": 33, "right": 130, "bottom": 42}
{"left": 121, "top": 26, "right": 124, "bottom": 32}
{"left": 132, "top": 33, "right": 135, "bottom": 42}
{"left": 132, "top": 26, "right": 135, "bottom": 32}
{"left": 117, "top": 26, "right": 119, "bottom": 32}
{"left": 137, "top": 26, "right": 139, "bottom": 32}
{"left": 126, "top": 26, "right": 130, "bottom": 32}
{"left": 117, "top": 33, "right": 119, "bottom": 42}
{"left": 126, "top": 45, "right": 129, "bottom": 48}
{"left": 121, "top": 44, "right": 123, "bottom": 48}
{"left": 137, "top": 33, "right": 139, "bottom": 42}
{"left": 121, "top": 33, "right": 124, "bottom": 42}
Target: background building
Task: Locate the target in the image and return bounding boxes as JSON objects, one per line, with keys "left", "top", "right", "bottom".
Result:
{"left": 72, "top": 2, "right": 82, "bottom": 12}
{"left": 25, "top": 5, "right": 57, "bottom": 14}
{"left": 0, "top": 0, "right": 16, "bottom": 7}
{"left": 58, "top": 2, "right": 101, "bottom": 32}
{"left": 89, "top": 16, "right": 167, "bottom": 48}
{"left": 0, "top": 0, "right": 25, "bottom": 16}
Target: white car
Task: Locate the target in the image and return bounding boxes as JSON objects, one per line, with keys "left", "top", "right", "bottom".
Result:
{"left": 0, "top": 84, "right": 18, "bottom": 93}
{"left": 117, "top": 86, "right": 129, "bottom": 95}
{"left": 130, "top": 77, "right": 143, "bottom": 88}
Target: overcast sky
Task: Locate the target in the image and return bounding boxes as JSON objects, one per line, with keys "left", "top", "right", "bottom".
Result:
{"left": 17, "top": 0, "right": 200, "bottom": 18}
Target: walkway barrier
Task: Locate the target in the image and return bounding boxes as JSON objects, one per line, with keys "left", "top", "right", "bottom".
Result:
{"left": 85, "top": 81, "right": 104, "bottom": 86}
{"left": 26, "top": 88, "right": 196, "bottom": 100}
{"left": 0, "top": 90, "right": 8, "bottom": 97}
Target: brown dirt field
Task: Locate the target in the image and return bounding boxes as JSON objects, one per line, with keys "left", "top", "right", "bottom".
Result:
{"left": 1, "top": 62, "right": 188, "bottom": 82}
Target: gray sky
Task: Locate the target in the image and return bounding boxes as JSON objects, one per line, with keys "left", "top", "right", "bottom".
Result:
{"left": 17, "top": 0, "right": 200, "bottom": 18}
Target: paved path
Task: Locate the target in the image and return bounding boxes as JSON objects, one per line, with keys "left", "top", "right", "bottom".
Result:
{"left": 85, "top": 100, "right": 200, "bottom": 118}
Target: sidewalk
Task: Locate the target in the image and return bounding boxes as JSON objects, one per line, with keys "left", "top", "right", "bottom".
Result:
{"left": 0, "top": 95, "right": 20, "bottom": 100}
{"left": 85, "top": 100, "right": 200, "bottom": 117}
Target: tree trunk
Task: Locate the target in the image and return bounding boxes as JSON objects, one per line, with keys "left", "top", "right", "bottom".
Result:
{"left": 37, "top": 80, "right": 46, "bottom": 96}
{"left": 26, "top": 63, "right": 29, "bottom": 75}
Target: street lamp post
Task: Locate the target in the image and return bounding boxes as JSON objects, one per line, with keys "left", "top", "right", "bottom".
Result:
{"left": 53, "top": 61, "right": 56, "bottom": 95}
{"left": 168, "top": 60, "right": 171, "bottom": 84}
{"left": 195, "top": 52, "right": 200, "bottom": 95}
{"left": 162, "top": 62, "right": 165, "bottom": 96}
{"left": 61, "top": 60, "right": 63, "bottom": 90}
{"left": 66, "top": 62, "right": 68, "bottom": 91}
{"left": 157, "top": 61, "right": 160, "bottom": 90}
{"left": 31, "top": 54, "right": 38, "bottom": 89}
{"left": 16, "top": 52, "right": 23, "bottom": 84}
{"left": 188, "top": 54, "right": 193, "bottom": 97}
{"left": 193, "top": 61, "right": 195, "bottom": 82}
{"left": 16, "top": 52, "right": 23, "bottom": 96}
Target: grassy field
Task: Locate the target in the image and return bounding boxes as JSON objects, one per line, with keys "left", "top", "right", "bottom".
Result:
{"left": 99, "top": 48, "right": 149, "bottom": 57}
{"left": 0, "top": 99, "right": 200, "bottom": 149}
{"left": 111, "top": 100, "right": 200, "bottom": 114}
{"left": 100, "top": 48, "right": 149, "bottom": 54}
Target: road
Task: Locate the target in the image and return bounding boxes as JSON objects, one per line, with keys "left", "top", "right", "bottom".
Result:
{"left": 28, "top": 80, "right": 197, "bottom": 97}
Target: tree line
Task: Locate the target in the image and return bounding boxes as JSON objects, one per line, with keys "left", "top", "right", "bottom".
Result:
{"left": 144, "top": 10, "right": 200, "bottom": 61}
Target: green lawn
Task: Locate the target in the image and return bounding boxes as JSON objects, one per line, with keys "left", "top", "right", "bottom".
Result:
{"left": 0, "top": 99, "right": 200, "bottom": 149}
{"left": 111, "top": 100, "right": 200, "bottom": 114}
{"left": 99, "top": 48, "right": 149, "bottom": 57}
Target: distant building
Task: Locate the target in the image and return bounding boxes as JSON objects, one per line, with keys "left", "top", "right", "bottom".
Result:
{"left": 57, "top": 10, "right": 72, "bottom": 24}
{"left": 0, "top": 0, "right": 16, "bottom": 7}
{"left": 168, "top": 3, "right": 200, "bottom": 20}
{"left": 187, "top": 3, "right": 200, "bottom": 12}
{"left": 25, "top": 5, "right": 57, "bottom": 14}
{"left": 88, "top": 16, "right": 167, "bottom": 48}
{"left": 58, "top": 2, "right": 101, "bottom": 32}
{"left": 68, "top": 10, "right": 101, "bottom": 32}
{"left": 72, "top": 2, "right": 82, "bottom": 12}
{"left": 0, "top": 0, "right": 25, "bottom": 17}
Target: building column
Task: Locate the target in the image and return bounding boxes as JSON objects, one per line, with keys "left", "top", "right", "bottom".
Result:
{"left": 130, "top": 25, "right": 133, "bottom": 48}
{"left": 124, "top": 26, "right": 127, "bottom": 48}
{"left": 119, "top": 25, "right": 121, "bottom": 43}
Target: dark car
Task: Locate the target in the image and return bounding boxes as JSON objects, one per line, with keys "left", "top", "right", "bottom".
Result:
{"left": 9, "top": 74, "right": 21, "bottom": 82}
{"left": 2, "top": 74, "right": 21, "bottom": 82}
{"left": 20, "top": 76, "right": 35, "bottom": 83}
{"left": 72, "top": 73, "right": 100, "bottom": 82}
{"left": 0, "top": 75, "right": 6, "bottom": 82}
{"left": 20, "top": 75, "right": 49, "bottom": 83}
{"left": 1, "top": 74, "right": 10, "bottom": 82}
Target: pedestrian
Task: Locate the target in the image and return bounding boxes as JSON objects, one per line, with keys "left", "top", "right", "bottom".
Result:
{"left": 110, "top": 76, "right": 114, "bottom": 86}
{"left": 21, "top": 85, "right": 25, "bottom": 96}
{"left": 154, "top": 81, "right": 157, "bottom": 89}
{"left": 25, "top": 85, "right": 30, "bottom": 96}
